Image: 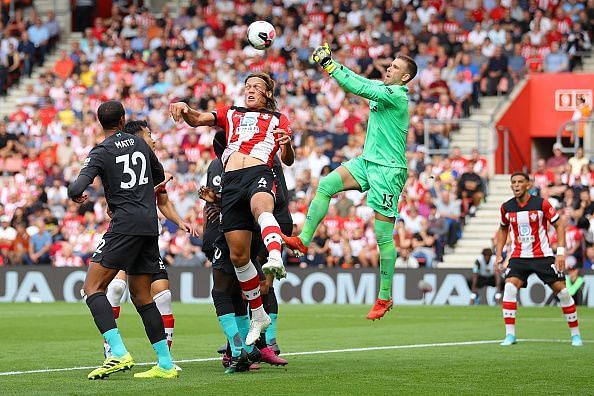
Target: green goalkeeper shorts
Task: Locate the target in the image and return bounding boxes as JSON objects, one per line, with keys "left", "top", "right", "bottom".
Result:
{"left": 343, "top": 156, "right": 408, "bottom": 219}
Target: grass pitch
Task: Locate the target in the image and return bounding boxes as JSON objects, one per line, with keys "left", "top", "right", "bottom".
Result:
{"left": 0, "top": 303, "right": 591, "bottom": 395}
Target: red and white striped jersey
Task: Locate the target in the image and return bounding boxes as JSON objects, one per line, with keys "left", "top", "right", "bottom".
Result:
{"left": 500, "top": 195, "right": 560, "bottom": 258}
{"left": 213, "top": 106, "right": 292, "bottom": 167}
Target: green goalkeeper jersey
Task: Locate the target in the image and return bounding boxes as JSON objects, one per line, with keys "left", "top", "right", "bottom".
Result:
{"left": 330, "top": 62, "right": 409, "bottom": 169}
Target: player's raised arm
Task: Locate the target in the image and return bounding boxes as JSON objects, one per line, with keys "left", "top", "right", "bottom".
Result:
{"left": 312, "top": 44, "right": 416, "bottom": 107}
{"left": 169, "top": 102, "right": 216, "bottom": 127}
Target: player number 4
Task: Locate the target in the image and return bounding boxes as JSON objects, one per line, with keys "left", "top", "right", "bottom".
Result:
{"left": 116, "top": 152, "right": 148, "bottom": 189}
{"left": 550, "top": 264, "right": 563, "bottom": 277}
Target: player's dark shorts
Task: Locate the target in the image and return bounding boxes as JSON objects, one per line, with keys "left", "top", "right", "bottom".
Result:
{"left": 206, "top": 235, "right": 235, "bottom": 275}
{"left": 475, "top": 275, "right": 496, "bottom": 288}
{"left": 91, "top": 232, "right": 160, "bottom": 275}
{"left": 505, "top": 257, "right": 564, "bottom": 287}
{"left": 220, "top": 165, "right": 275, "bottom": 233}
{"left": 151, "top": 257, "right": 168, "bottom": 282}
{"left": 207, "top": 234, "right": 267, "bottom": 280}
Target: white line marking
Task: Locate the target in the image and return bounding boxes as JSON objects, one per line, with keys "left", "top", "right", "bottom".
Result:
{"left": 0, "top": 339, "right": 590, "bottom": 377}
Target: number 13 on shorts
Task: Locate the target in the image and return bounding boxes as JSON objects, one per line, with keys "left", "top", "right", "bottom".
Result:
{"left": 382, "top": 193, "right": 394, "bottom": 208}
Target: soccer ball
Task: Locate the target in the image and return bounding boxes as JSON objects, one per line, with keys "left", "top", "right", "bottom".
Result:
{"left": 247, "top": 21, "right": 276, "bottom": 50}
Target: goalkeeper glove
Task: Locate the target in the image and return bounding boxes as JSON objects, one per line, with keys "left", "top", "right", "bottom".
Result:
{"left": 311, "top": 42, "right": 336, "bottom": 73}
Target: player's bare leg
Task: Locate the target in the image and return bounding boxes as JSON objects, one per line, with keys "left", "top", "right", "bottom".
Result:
{"left": 83, "top": 262, "right": 134, "bottom": 379}
{"left": 551, "top": 280, "right": 582, "bottom": 346}
{"left": 282, "top": 166, "right": 360, "bottom": 255}
{"left": 226, "top": 230, "right": 271, "bottom": 345}
{"left": 500, "top": 277, "right": 522, "bottom": 346}
{"left": 104, "top": 270, "right": 127, "bottom": 357}
{"left": 366, "top": 212, "right": 396, "bottom": 320}
{"left": 251, "top": 192, "right": 286, "bottom": 279}
{"left": 128, "top": 274, "right": 176, "bottom": 378}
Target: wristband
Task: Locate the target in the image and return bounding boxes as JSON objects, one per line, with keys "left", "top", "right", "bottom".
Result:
{"left": 320, "top": 59, "right": 336, "bottom": 73}
{"left": 556, "top": 247, "right": 565, "bottom": 256}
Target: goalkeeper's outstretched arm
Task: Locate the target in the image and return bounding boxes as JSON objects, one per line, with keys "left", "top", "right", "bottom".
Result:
{"left": 331, "top": 65, "right": 405, "bottom": 107}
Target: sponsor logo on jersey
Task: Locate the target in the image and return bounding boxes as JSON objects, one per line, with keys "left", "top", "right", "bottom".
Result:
{"left": 240, "top": 116, "right": 258, "bottom": 126}
{"left": 518, "top": 224, "right": 535, "bottom": 243}
{"left": 82, "top": 157, "right": 91, "bottom": 168}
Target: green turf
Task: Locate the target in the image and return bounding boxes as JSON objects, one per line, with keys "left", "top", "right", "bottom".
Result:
{"left": 0, "top": 303, "right": 591, "bottom": 395}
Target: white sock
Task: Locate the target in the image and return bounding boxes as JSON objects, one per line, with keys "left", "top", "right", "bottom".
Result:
{"left": 106, "top": 278, "right": 127, "bottom": 307}
{"left": 257, "top": 212, "right": 283, "bottom": 261}
{"left": 557, "top": 288, "right": 580, "bottom": 337}
{"left": 502, "top": 282, "right": 518, "bottom": 337}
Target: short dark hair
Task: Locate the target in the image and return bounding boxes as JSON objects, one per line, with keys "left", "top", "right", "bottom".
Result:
{"left": 123, "top": 120, "right": 149, "bottom": 136}
{"left": 510, "top": 172, "right": 530, "bottom": 181}
{"left": 396, "top": 53, "right": 417, "bottom": 83}
{"left": 97, "top": 101, "right": 125, "bottom": 130}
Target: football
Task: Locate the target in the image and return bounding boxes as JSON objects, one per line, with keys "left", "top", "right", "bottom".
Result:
{"left": 247, "top": 20, "right": 276, "bottom": 50}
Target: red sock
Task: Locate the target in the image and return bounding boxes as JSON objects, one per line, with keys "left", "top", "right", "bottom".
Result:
{"left": 502, "top": 301, "right": 516, "bottom": 336}
{"left": 162, "top": 314, "right": 175, "bottom": 350}
{"left": 258, "top": 213, "right": 283, "bottom": 260}
{"left": 234, "top": 262, "right": 263, "bottom": 310}
{"left": 112, "top": 306, "right": 121, "bottom": 320}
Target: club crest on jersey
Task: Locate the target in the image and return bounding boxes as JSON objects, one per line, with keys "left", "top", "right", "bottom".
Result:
{"left": 530, "top": 213, "right": 537, "bottom": 222}
{"left": 261, "top": 113, "right": 270, "bottom": 120}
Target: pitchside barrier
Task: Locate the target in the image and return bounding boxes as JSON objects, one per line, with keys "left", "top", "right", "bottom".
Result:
{"left": 1, "top": 267, "right": 593, "bottom": 307}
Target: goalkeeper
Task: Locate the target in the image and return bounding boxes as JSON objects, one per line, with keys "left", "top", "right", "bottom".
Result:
{"left": 282, "top": 44, "right": 417, "bottom": 320}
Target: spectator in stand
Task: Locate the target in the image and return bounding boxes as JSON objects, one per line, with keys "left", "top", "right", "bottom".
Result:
{"left": 0, "top": 215, "right": 16, "bottom": 263}
{"left": 25, "top": 218, "right": 52, "bottom": 265}
{"left": 27, "top": 17, "right": 49, "bottom": 67}
{"left": 569, "top": 96, "right": 592, "bottom": 148}
{"left": 435, "top": 189, "right": 462, "bottom": 247}
{"left": 546, "top": 143, "right": 569, "bottom": 172}
{"left": 569, "top": 147, "right": 589, "bottom": 177}
{"left": 544, "top": 41, "right": 570, "bottom": 72}
{"left": 9, "top": 222, "right": 30, "bottom": 266}
{"left": 450, "top": 71, "right": 473, "bottom": 118}
{"left": 45, "top": 11, "right": 60, "bottom": 49}
{"left": 508, "top": 44, "right": 526, "bottom": 84}
{"left": 534, "top": 158, "right": 555, "bottom": 190}
{"left": 469, "top": 248, "right": 502, "bottom": 305}
{"left": 53, "top": 242, "right": 84, "bottom": 267}
{"left": 458, "top": 161, "right": 485, "bottom": 217}
{"left": 480, "top": 45, "right": 510, "bottom": 96}
{"left": 395, "top": 246, "right": 419, "bottom": 269}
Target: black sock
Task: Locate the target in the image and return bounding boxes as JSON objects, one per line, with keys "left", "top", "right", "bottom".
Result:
{"left": 136, "top": 302, "right": 166, "bottom": 344}
{"left": 267, "top": 287, "right": 279, "bottom": 315}
{"left": 86, "top": 292, "right": 117, "bottom": 334}
{"left": 256, "top": 333, "right": 267, "bottom": 349}
{"left": 232, "top": 293, "right": 248, "bottom": 316}
{"left": 212, "top": 289, "right": 235, "bottom": 316}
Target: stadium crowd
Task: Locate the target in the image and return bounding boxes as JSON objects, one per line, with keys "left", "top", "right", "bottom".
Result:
{"left": 0, "top": 0, "right": 592, "bottom": 271}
